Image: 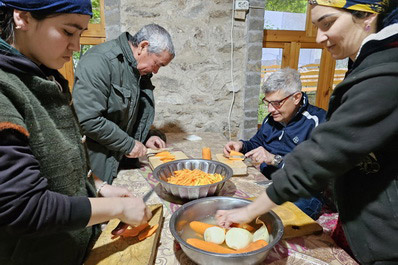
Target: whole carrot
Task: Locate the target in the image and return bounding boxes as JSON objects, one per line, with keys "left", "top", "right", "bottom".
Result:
{"left": 235, "top": 240, "right": 268, "bottom": 253}
{"left": 202, "top": 147, "right": 212, "bottom": 160}
{"left": 186, "top": 238, "right": 236, "bottom": 254}
{"left": 189, "top": 221, "right": 217, "bottom": 235}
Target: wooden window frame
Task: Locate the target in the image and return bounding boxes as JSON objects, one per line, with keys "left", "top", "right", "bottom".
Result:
{"left": 59, "top": 0, "right": 106, "bottom": 90}
{"left": 263, "top": 6, "right": 337, "bottom": 109}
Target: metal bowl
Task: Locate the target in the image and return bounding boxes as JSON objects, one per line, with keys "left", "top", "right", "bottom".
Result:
{"left": 152, "top": 159, "right": 233, "bottom": 200}
{"left": 170, "top": 196, "right": 284, "bottom": 265}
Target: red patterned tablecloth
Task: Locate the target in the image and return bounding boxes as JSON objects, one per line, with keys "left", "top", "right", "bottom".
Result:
{"left": 113, "top": 132, "right": 358, "bottom": 265}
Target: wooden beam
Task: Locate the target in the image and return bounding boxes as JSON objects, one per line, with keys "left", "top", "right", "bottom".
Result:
{"left": 316, "top": 49, "right": 336, "bottom": 109}
{"left": 264, "top": 42, "right": 323, "bottom": 49}
{"left": 82, "top": 0, "right": 106, "bottom": 39}
{"left": 305, "top": 4, "right": 317, "bottom": 38}
{"left": 264, "top": 30, "right": 317, "bottom": 44}
{"left": 80, "top": 37, "right": 106, "bottom": 45}
{"left": 59, "top": 60, "right": 75, "bottom": 92}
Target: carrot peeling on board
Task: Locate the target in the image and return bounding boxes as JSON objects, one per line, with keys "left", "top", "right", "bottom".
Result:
{"left": 189, "top": 221, "right": 217, "bottom": 235}
{"left": 138, "top": 224, "right": 159, "bottom": 241}
{"left": 111, "top": 223, "right": 149, "bottom": 239}
{"left": 186, "top": 238, "right": 236, "bottom": 254}
{"left": 235, "top": 240, "right": 268, "bottom": 253}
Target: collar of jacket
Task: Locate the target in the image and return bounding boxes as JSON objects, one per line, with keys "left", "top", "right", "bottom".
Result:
{"left": 117, "top": 32, "right": 153, "bottom": 80}
{"left": 351, "top": 23, "right": 398, "bottom": 71}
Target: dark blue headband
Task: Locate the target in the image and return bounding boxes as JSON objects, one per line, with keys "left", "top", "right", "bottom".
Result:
{"left": 0, "top": 0, "right": 92, "bottom": 16}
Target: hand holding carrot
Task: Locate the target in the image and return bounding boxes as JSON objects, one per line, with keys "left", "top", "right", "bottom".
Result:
{"left": 216, "top": 206, "right": 254, "bottom": 229}
{"left": 126, "top": 140, "right": 147, "bottom": 158}
{"left": 223, "top": 141, "right": 243, "bottom": 157}
{"left": 216, "top": 191, "right": 278, "bottom": 228}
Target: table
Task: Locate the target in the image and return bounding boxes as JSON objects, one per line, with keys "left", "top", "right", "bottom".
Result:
{"left": 113, "top": 132, "right": 358, "bottom": 265}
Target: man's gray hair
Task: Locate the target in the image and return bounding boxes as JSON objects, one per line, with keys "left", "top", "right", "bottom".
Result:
{"left": 262, "top": 67, "right": 302, "bottom": 95}
{"left": 130, "top": 23, "right": 175, "bottom": 57}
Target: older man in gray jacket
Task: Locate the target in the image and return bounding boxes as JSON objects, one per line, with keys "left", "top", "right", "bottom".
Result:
{"left": 73, "top": 24, "right": 174, "bottom": 184}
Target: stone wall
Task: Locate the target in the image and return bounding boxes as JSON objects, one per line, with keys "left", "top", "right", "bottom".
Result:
{"left": 105, "top": 0, "right": 264, "bottom": 140}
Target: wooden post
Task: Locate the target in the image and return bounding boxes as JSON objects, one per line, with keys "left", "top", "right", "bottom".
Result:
{"left": 316, "top": 49, "right": 336, "bottom": 110}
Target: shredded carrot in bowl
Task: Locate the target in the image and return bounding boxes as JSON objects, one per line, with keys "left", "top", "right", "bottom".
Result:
{"left": 167, "top": 169, "right": 224, "bottom": 186}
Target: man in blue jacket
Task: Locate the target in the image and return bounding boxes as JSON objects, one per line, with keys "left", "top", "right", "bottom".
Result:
{"left": 224, "top": 68, "right": 327, "bottom": 219}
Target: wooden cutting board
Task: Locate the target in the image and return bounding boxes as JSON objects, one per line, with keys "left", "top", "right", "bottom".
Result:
{"left": 272, "top": 201, "right": 323, "bottom": 239}
{"left": 148, "top": 151, "right": 189, "bottom": 170}
{"left": 215, "top": 153, "right": 248, "bottom": 176}
{"left": 85, "top": 204, "right": 163, "bottom": 265}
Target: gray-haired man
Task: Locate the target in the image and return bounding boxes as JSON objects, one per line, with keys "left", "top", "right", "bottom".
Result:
{"left": 224, "top": 68, "right": 328, "bottom": 219}
{"left": 73, "top": 24, "right": 175, "bottom": 184}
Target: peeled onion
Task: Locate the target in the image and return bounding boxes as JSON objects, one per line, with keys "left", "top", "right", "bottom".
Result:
{"left": 225, "top": 228, "right": 253, "bottom": 250}
{"left": 204, "top": 226, "right": 225, "bottom": 245}
{"left": 253, "top": 225, "right": 270, "bottom": 243}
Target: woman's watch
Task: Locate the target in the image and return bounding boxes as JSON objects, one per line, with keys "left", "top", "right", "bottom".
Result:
{"left": 273, "top": 155, "right": 283, "bottom": 167}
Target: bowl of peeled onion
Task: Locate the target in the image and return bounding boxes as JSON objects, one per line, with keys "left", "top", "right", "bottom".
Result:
{"left": 152, "top": 159, "right": 233, "bottom": 200}
{"left": 169, "top": 196, "right": 284, "bottom": 265}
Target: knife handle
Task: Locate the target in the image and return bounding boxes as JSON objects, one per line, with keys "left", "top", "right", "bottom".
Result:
{"left": 111, "top": 221, "right": 129, "bottom": 235}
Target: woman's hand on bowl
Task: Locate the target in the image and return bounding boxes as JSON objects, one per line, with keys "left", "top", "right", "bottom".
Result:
{"left": 216, "top": 192, "right": 278, "bottom": 228}
{"left": 215, "top": 206, "right": 254, "bottom": 228}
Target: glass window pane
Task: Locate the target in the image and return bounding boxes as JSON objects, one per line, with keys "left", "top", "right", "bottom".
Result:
{"left": 259, "top": 48, "right": 283, "bottom": 123}
{"left": 334, "top": 58, "right": 348, "bottom": 88}
{"left": 264, "top": 0, "right": 307, "bottom": 31}
{"left": 298, "top": 48, "right": 322, "bottom": 105}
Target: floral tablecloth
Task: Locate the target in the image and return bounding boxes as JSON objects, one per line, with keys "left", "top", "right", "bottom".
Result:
{"left": 113, "top": 133, "right": 358, "bottom": 265}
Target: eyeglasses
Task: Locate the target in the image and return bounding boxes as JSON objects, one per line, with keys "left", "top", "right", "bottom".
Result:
{"left": 263, "top": 93, "right": 296, "bottom": 108}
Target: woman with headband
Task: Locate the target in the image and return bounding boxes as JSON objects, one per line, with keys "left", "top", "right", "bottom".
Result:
{"left": 0, "top": 1, "right": 152, "bottom": 264}
{"left": 217, "top": 1, "right": 398, "bottom": 264}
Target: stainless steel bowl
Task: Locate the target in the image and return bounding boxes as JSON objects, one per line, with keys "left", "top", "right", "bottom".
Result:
{"left": 170, "top": 196, "right": 284, "bottom": 265}
{"left": 152, "top": 159, "right": 233, "bottom": 200}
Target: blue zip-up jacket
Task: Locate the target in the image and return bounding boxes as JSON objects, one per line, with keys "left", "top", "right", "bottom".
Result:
{"left": 241, "top": 93, "right": 326, "bottom": 177}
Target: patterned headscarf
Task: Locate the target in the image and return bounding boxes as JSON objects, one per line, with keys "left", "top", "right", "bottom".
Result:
{"left": 308, "top": 0, "right": 389, "bottom": 14}
{"left": 0, "top": 0, "right": 92, "bottom": 16}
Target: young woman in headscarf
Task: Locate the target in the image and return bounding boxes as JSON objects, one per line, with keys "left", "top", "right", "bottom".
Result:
{"left": 0, "top": 1, "right": 152, "bottom": 264}
{"left": 217, "top": 1, "right": 398, "bottom": 264}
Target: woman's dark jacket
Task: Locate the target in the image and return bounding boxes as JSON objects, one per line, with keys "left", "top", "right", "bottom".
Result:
{"left": 0, "top": 39, "right": 100, "bottom": 265}
{"left": 266, "top": 24, "right": 398, "bottom": 265}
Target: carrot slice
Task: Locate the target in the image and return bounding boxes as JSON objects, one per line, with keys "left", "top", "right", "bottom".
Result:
{"left": 110, "top": 223, "right": 149, "bottom": 239}
{"left": 189, "top": 221, "right": 217, "bottom": 235}
{"left": 160, "top": 157, "right": 175, "bottom": 162}
{"left": 138, "top": 224, "right": 159, "bottom": 241}
{"left": 235, "top": 240, "right": 268, "bottom": 253}
{"left": 186, "top": 238, "right": 236, "bottom": 254}
{"left": 229, "top": 150, "right": 244, "bottom": 157}
{"left": 230, "top": 223, "right": 255, "bottom": 232}
{"left": 155, "top": 151, "right": 173, "bottom": 157}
